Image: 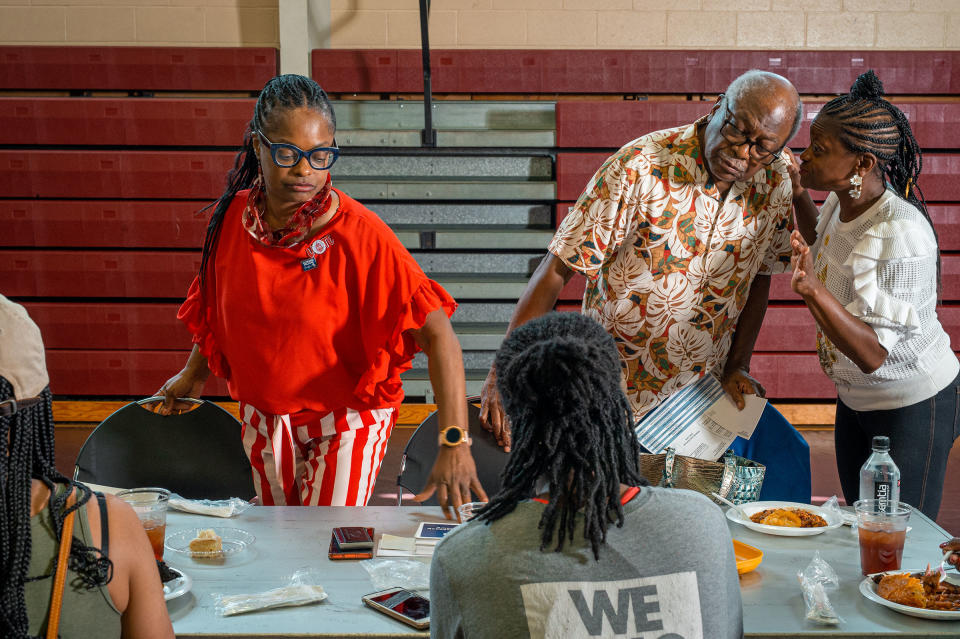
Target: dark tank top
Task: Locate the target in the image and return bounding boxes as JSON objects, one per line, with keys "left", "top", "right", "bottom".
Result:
{"left": 25, "top": 485, "right": 122, "bottom": 638}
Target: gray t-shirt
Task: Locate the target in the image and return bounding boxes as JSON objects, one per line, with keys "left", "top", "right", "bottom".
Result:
{"left": 430, "top": 486, "right": 742, "bottom": 639}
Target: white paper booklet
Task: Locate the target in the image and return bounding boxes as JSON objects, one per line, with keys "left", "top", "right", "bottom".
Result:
{"left": 634, "top": 374, "right": 766, "bottom": 460}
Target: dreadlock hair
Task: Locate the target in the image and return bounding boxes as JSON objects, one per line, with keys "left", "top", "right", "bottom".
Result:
{"left": 477, "top": 312, "right": 646, "bottom": 561}
{"left": 0, "top": 377, "right": 112, "bottom": 639}
{"left": 198, "top": 74, "right": 337, "bottom": 287}
{"left": 819, "top": 69, "right": 939, "bottom": 287}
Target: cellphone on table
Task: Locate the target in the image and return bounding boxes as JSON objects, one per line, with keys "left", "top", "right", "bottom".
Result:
{"left": 362, "top": 587, "right": 430, "bottom": 630}
{"left": 328, "top": 526, "right": 374, "bottom": 560}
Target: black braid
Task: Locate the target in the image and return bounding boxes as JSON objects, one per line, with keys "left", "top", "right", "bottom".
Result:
{"left": 0, "top": 377, "right": 112, "bottom": 639}
{"left": 198, "top": 74, "right": 337, "bottom": 287}
{"left": 820, "top": 69, "right": 939, "bottom": 287}
{"left": 477, "top": 313, "right": 646, "bottom": 561}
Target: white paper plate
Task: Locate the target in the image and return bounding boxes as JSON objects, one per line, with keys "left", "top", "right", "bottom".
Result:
{"left": 163, "top": 567, "right": 192, "bottom": 601}
{"left": 859, "top": 571, "right": 960, "bottom": 620}
{"left": 165, "top": 527, "right": 255, "bottom": 558}
{"left": 725, "top": 501, "right": 843, "bottom": 536}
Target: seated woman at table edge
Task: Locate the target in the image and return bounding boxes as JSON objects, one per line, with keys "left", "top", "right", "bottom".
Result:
{"left": 0, "top": 294, "right": 174, "bottom": 639}
{"left": 429, "top": 312, "right": 742, "bottom": 639}
{"left": 786, "top": 70, "right": 959, "bottom": 520}
{"left": 157, "top": 74, "right": 487, "bottom": 515}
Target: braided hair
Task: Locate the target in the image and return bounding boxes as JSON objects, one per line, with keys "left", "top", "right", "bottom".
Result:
{"left": 819, "top": 69, "right": 939, "bottom": 285}
{"left": 199, "top": 74, "right": 336, "bottom": 286}
{"left": 477, "top": 312, "right": 646, "bottom": 561}
{"left": 0, "top": 377, "right": 112, "bottom": 639}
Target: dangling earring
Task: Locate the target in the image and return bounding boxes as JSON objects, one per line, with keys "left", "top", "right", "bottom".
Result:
{"left": 848, "top": 174, "right": 862, "bottom": 199}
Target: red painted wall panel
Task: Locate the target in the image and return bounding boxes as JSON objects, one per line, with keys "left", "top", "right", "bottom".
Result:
{"left": 0, "top": 46, "right": 277, "bottom": 92}
{"left": 2, "top": 250, "right": 200, "bottom": 298}
{"left": 310, "top": 49, "right": 960, "bottom": 95}
{"left": 0, "top": 98, "right": 253, "bottom": 146}
{"left": 24, "top": 302, "right": 190, "bottom": 350}
{"left": 311, "top": 50, "right": 399, "bottom": 93}
{"left": 1, "top": 200, "right": 208, "bottom": 248}
{"left": 45, "top": 349, "right": 229, "bottom": 397}
{"left": 0, "top": 151, "right": 235, "bottom": 199}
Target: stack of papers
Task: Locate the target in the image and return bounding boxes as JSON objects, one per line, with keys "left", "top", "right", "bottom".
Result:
{"left": 635, "top": 374, "right": 766, "bottom": 460}
{"left": 375, "top": 523, "right": 457, "bottom": 557}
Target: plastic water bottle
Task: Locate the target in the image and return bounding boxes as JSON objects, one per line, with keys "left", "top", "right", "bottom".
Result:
{"left": 858, "top": 436, "right": 901, "bottom": 513}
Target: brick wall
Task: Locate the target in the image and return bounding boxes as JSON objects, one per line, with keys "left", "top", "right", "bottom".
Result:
{"left": 0, "top": 0, "right": 279, "bottom": 46}
{"left": 329, "top": 0, "right": 960, "bottom": 50}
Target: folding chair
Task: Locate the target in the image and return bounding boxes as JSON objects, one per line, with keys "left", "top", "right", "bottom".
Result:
{"left": 74, "top": 397, "right": 256, "bottom": 501}
{"left": 396, "top": 397, "right": 510, "bottom": 506}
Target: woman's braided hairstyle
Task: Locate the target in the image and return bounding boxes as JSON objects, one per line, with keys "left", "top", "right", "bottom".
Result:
{"left": 0, "top": 377, "right": 112, "bottom": 639}
{"left": 819, "top": 69, "right": 940, "bottom": 285}
{"left": 198, "top": 74, "right": 336, "bottom": 287}
{"left": 476, "top": 312, "right": 646, "bottom": 561}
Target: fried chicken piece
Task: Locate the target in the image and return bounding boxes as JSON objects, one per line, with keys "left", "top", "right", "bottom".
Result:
{"left": 760, "top": 508, "right": 802, "bottom": 527}
{"left": 878, "top": 574, "right": 928, "bottom": 609}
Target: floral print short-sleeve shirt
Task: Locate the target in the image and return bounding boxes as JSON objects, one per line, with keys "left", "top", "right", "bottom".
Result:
{"left": 549, "top": 121, "right": 793, "bottom": 420}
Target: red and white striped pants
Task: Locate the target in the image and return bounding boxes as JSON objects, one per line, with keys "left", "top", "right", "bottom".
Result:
{"left": 239, "top": 402, "right": 396, "bottom": 506}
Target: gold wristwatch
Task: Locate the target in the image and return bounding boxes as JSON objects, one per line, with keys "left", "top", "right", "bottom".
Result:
{"left": 438, "top": 425, "right": 472, "bottom": 447}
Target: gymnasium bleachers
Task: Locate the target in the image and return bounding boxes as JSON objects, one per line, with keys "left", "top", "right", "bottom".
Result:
{"left": 3, "top": 47, "right": 959, "bottom": 405}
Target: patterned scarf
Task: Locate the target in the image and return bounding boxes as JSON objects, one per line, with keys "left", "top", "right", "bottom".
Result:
{"left": 241, "top": 173, "right": 334, "bottom": 247}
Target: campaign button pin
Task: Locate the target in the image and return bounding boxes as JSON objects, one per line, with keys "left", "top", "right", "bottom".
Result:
{"left": 301, "top": 257, "right": 318, "bottom": 272}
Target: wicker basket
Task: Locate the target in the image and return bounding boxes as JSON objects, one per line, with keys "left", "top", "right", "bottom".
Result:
{"left": 640, "top": 448, "right": 765, "bottom": 505}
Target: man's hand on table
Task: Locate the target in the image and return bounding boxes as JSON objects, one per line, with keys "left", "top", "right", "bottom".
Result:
{"left": 942, "top": 537, "right": 960, "bottom": 569}
{"left": 720, "top": 366, "right": 766, "bottom": 411}
{"left": 478, "top": 368, "right": 511, "bottom": 452}
{"left": 414, "top": 445, "right": 488, "bottom": 522}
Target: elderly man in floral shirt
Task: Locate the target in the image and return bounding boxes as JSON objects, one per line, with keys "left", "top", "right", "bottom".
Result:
{"left": 481, "top": 70, "right": 803, "bottom": 449}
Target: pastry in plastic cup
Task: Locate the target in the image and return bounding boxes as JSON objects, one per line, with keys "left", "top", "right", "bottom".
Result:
{"left": 854, "top": 499, "right": 911, "bottom": 576}
{"left": 457, "top": 502, "right": 487, "bottom": 522}
{"left": 117, "top": 487, "right": 171, "bottom": 561}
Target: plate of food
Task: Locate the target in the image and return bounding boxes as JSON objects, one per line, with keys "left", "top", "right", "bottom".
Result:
{"left": 165, "top": 527, "right": 255, "bottom": 558}
{"left": 860, "top": 568, "right": 960, "bottom": 620}
{"left": 158, "top": 561, "right": 192, "bottom": 601}
{"left": 725, "top": 501, "right": 843, "bottom": 536}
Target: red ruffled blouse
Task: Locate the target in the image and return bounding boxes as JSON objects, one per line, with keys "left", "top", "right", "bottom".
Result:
{"left": 178, "top": 188, "right": 457, "bottom": 415}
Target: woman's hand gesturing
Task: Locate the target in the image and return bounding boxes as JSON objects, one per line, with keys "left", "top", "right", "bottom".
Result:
{"left": 790, "top": 230, "right": 821, "bottom": 298}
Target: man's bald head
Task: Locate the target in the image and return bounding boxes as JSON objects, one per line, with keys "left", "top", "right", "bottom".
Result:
{"left": 725, "top": 70, "right": 802, "bottom": 139}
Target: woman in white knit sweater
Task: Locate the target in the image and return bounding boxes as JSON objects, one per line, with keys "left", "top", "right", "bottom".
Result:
{"left": 788, "top": 70, "right": 958, "bottom": 519}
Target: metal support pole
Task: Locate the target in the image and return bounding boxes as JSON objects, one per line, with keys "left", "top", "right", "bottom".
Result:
{"left": 419, "top": 0, "right": 436, "bottom": 147}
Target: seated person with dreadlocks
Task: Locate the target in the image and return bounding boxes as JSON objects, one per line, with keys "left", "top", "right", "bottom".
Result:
{"left": 430, "top": 312, "right": 742, "bottom": 639}
{"left": 0, "top": 295, "right": 174, "bottom": 639}
{"left": 787, "top": 70, "right": 959, "bottom": 520}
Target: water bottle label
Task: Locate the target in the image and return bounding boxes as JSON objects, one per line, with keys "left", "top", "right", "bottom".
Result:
{"left": 875, "top": 481, "right": 892, "bottom": 512}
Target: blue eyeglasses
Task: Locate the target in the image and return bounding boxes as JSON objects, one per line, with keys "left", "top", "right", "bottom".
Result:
{"left": 256, "top": 131, "right": 339, "bottom": 170}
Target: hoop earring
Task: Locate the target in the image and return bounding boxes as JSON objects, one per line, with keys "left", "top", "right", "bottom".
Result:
{"left": 849, "top": 174, "right": 862, "bottom": 199}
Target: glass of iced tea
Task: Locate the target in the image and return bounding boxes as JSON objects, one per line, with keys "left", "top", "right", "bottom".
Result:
{"left": 855, "top": 499, "right": 911, "bottom": 576}
{"left": 116, "top": 487, "right": 171, "bottom": 561}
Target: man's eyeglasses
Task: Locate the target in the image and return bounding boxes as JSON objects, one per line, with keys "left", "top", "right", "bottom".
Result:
{"left": 718, "top": 101, "right": 783, "bottom": 165}
{"left": 256, "top": 131, "right": 339, "bottom": 170}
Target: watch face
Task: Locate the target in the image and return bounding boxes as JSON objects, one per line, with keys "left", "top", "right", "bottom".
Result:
{"left": 443, "top": 427, "right": 463, "bottom": 445}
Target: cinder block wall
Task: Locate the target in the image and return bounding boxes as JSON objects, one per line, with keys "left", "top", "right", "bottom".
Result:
{"left": 1, "top": 0, "right": 956, "bottom": 49}
{"left": 329, "top": 0, "right": 958, "bottom": 50}
{"left": 0, "top": 0, "right": 279, "bottom": 46}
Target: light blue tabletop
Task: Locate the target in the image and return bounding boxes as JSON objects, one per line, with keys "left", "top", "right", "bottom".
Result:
{"left": 165, "top": 505, "right": 957, "bottom": 638}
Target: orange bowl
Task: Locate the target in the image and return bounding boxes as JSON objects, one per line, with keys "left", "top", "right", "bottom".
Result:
{"left": 734, "top": 539, "right": 763, "bottom": 574}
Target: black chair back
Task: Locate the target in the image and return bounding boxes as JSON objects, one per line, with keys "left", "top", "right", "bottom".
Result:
{"left": 74, "top": 398, "right": 255, "bottom": 500}
{"left": 397, "top": 399, "right": 510, "bottom": 505}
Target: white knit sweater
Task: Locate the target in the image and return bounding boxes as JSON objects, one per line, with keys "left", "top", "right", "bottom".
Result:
{"left": 809, "top": 189, "right": 958, "bottom": 411}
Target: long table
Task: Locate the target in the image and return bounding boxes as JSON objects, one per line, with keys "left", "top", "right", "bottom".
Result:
{"left": 164, "top": 505, "right": 957, "bottom": 638}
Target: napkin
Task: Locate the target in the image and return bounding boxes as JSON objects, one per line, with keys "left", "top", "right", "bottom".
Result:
{"left": 168, "top": 495, "right": 251, "bottom": 518}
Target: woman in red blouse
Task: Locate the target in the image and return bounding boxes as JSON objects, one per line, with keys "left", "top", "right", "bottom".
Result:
{"left": 157, "top": 75, "right": 485, "bottom": 515}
